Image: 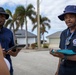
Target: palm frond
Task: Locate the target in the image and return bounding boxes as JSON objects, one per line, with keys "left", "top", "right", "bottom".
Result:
{"left": 14, "top": 21, "right": 20, "bottom": 31}
{"left": 12, "top": 13, "right": 18, "bottom": 21}
{"left": 15, "top": 5, "right": 26, "bottom": 16}
{"left": 6, "top": 9, "right": 12, "bottom": 18}
{"left": 41, "top": 17, "right": 50, "bottom": 22}
{"left": 4, "top": 19, "right": 12, "bottom": 27}
{"left": 9, "top": 23, "right": 14, "bottom": 29}
{"left": 32, "top": 24, "right": 37, "bottom": 31}
{"left": 26, "top": 4, "right": 35, "bottom": 11}
{"left": 43, "top": 23, "right": 51, "bottom": 29}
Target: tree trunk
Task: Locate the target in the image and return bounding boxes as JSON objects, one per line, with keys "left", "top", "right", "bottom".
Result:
{"left": 25, "top": 18, "right": 28, "bottom": 48}
{"left": 43, "top": 33, "right": 45, "bottom": 44}
{"left": 12, "top": 24, "right": 16, "bottom": 45}
{"left": 37, "top": 0, "right": 41, "bottom": 49}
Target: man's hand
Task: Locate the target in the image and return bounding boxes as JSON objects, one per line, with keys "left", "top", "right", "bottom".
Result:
{"left": 7, "top": 48, "right": 21, "bottom": 57}
{"left": 3, "top": 50, "right": 7, "bottom": 57}
{"left": 0, "top": 46, "right": 4, "bottom": 57}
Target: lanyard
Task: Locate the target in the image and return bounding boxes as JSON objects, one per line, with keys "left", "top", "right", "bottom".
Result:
{"left": 65, "top": 29, "right": 74, "bottom": 49}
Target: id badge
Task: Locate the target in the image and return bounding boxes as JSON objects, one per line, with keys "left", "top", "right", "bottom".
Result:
{"left": 65, "top": 38, "right": 70, "bottom": 45}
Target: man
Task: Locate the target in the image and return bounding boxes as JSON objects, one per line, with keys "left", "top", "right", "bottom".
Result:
{"left": 0, "top": 7, "right": 20, "bottom": 75}
{"left": 50, "top": 5, "right": 76, "bottom": 75}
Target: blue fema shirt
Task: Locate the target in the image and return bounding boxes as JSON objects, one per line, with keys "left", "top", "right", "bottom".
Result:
{"left": 59, "top": 28, "right": 76, "bottom": 52}
{"left": 59, "top": 28, "right": 76, "bottom": 75}
{"left": 0, "top": 27, "right": 15, "bottom": 74}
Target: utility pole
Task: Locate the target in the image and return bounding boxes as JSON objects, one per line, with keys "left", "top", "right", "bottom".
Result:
{"left": 37, "top": 0, "right": 41, "bottom": 49}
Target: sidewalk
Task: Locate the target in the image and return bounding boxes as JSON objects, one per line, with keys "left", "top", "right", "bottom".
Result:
{"left": 21, "top": 47, "right": 50, "bottom": 53}
{"left": 12, "top": 49, "right": 59, "bottom": 75}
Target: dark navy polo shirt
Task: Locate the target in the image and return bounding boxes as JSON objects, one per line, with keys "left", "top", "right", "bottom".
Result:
{"left": 59, "top": 28, "right": 76, "bottom": 75}
{"left": 0, "top": 27, "right": 14, "bottom": 73}
{"left": 59, "top": 28, "right": 76, "bottom": 52}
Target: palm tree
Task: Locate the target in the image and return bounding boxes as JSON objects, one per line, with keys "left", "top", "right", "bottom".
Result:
{"left": 15, "top": 4, "right": 36, "bottom": 48}
{"left": 32, "top": 15, "right": 51, "bottom": 44}
{"left": 5, "top": 9, "right": 19, "bottom": 44}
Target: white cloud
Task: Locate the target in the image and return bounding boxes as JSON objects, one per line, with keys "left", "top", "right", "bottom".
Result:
{"left": 0, "top": 0, "right": 9, "bottom": 5}
{"left": 0, "top": 0, "right": 76, "bottom": 37}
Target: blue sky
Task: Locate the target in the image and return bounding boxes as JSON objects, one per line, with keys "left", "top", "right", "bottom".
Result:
{"left": 0, "top": 0, "right": 76, "bottom": 39}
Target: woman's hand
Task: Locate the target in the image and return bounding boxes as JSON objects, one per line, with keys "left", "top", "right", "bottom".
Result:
{"left": 49, "top": 48, "right": 64, "bottom": 59}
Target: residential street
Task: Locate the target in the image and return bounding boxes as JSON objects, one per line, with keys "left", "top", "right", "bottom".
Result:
{"left": 12, "top": 50, "right": 59, "bottom": 75}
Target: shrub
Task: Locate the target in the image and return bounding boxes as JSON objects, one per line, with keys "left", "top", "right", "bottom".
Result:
{"left": 31, "top": 43, "right": 37, "bottom": 49}
{"left": 43, "top": 43, "right": 49, "bottom": 48}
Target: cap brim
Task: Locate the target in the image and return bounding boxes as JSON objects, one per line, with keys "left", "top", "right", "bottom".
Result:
{"left": 58, "top": 11, "right": 76, "bottom": 21}
{"left": 58, "top": 14, "right": 65, "bottom": 21}
{"left": 5, "top": 14, "right": 9, "bottom": 19}
{"left": 0, "top": 12, "right": 9, "bottom": 19}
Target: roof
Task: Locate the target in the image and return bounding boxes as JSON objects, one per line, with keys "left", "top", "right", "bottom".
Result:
{"left": 15, "top": 30, "right": 37, "bottom": 38}
{"left": 46, "top": 31, "right": 62, "bottom": 39}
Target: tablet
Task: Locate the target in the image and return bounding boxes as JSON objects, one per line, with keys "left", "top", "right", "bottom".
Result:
{"left": 6, "top": 44, "right": 25, "bottom": 52}
{"left": 51, "top": 49, "right": 76, "bottom": 55}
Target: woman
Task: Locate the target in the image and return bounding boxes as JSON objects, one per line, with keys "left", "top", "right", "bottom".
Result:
{"left": 50, "top": 5, "right": 76, "bottom": 75}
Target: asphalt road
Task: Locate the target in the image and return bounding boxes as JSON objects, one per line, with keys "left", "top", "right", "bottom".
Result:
{"left": 11, "top": 50, "right": 59, "bottom": 75}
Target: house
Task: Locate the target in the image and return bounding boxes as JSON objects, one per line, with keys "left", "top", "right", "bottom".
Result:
{"left": 46, "top": 31, "right": 62, "bottom": 48}
{"left": 15, "top": 30, "right": 37, "bottom": 45}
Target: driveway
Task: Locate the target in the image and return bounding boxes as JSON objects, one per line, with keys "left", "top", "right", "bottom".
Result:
{"left": 12, "top": 50, "right": 59, "bottom": 75}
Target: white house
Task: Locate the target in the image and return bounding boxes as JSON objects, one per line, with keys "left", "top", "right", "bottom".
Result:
{"left": 15, "top": 30, "right": 37, "bottom": 45}
{"left": 46, "top": 31, "right": 62, "bottom": 48}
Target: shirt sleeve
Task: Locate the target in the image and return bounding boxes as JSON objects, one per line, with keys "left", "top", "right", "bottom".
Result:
{"left": 9, "top": 32, "right": 15, "bottom": 48}
{"left": 59, "top": 32, "right": 64, "bottom": 49}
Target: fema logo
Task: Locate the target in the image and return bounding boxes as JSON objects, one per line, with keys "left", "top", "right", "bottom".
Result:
{"left": 73, "top": 39, "right": 76, "bottom": 46}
